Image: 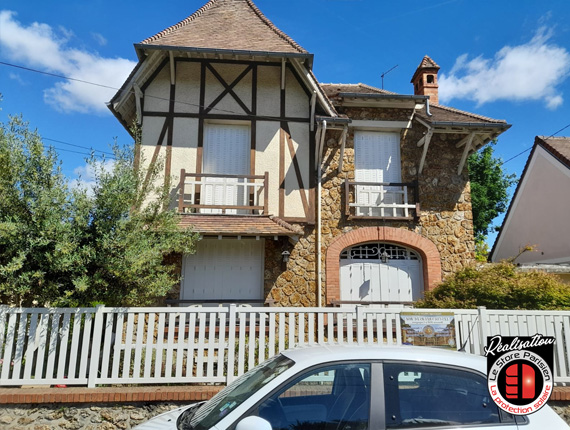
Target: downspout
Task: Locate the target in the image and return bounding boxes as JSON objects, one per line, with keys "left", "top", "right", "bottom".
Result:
{"left": 316, "top": 120, "right": 327, "bottom": 307}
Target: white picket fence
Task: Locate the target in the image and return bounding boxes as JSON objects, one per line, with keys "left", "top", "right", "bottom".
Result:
{"left": 0, "top": 305, "right": 569, "bottom": 387}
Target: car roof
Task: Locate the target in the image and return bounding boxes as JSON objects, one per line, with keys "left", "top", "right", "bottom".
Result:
{"left": 280, "top": 344, "right": 487, "bottom": 373}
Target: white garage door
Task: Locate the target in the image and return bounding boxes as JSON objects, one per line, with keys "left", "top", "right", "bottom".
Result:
{"left": 340, "top": 243, "right": 423, "bottom": 303}
{"left": 181, "top": 238, "right": 264, "bottom": 302}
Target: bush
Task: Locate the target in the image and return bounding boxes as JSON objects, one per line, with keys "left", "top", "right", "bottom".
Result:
{"left": 416, "top": 262, "right": 570, "bottom": 310}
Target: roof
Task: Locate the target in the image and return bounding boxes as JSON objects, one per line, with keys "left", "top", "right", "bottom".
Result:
{"left": 139, "top": 0, "right": 307, "bottom": 55}
{"left": 418, "top": 103, "right": 508, "bottom": 126}
{"left": 536, "top": 136, "right": 570, "bottom": 169}
{"left": 489, "top": 135, "right": 570, "bottom": 261}
{"left": 320, "top": 83, "right": 508, "bottom": 126}
{"left": 410, "top": 55, "right": 440, "bottom": 83}
{"left": 321, "top": 83, "right": 397, "bottom": 101}
{"left": 179, "top": 215, "right": 303, "bottom": 236}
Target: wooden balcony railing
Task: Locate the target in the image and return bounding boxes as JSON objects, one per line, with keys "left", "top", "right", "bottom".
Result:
{"left": 345, "top": 180, "right": 420, "bottom": 220}
{"left": 178, "top": 170, "right": 268, "bottom": 215}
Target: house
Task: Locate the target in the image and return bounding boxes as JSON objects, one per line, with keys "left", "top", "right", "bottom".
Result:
{"left": 108, "top": 0, "right": 510, "bottom": 307}
{"left": 490, "top": 136, "right": 570, "bottom": 283}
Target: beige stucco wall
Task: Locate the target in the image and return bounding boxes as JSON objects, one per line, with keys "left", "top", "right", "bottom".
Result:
{"left": 139, "top": 59, "right": 311, "bottom": 219}
{"left": 175, "top": 62, "right": 201, "bottom": 114}
{"left": 492, "top": 146, "right": 570, "bottom": 264}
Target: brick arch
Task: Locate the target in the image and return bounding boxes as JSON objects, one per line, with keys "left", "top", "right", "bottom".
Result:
{"left": 325, "top": 227, "right": 442, "bottom": 304}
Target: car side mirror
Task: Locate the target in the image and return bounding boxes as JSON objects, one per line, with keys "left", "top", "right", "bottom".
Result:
{"left": 235, "top": 416, "right": 272, "bottom": 430}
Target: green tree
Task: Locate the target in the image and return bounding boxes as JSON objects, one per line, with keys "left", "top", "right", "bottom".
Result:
{"left": 416, "top": 262, "right": 570, "bottom": 310}
{"left": 468, "top": 142, "right": 517, "bottom": 249}
{"left": 0, "top": 115, "right": 198, "bottom": 307}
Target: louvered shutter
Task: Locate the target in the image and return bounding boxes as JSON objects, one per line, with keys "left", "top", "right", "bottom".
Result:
{"left": 354, "top": 131, "right": 402, "bottom": 216}
{"left": 202, "top": 124, "right": 250, "bottom": 214}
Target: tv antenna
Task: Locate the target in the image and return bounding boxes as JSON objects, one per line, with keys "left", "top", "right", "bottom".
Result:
{"left": 381, "top": 64, "right": 398, "bottom": 89}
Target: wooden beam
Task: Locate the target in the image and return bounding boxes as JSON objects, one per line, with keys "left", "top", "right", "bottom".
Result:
{"left": 457, "top": 132, "right": 475, "bottom": 175}
{"left": 418, "top": 129, "right": 433, "bottom": 174}
{"left": 281, "top": 58, "right": 286, "bottom": 90}
{"left": 204, "top": 64, "right": 252, "bottom": 115}
{"left": 133, "top": 84, "right": 143, "bottom": 124}
{"left": 284, "top": 123, "right": 310, "bottom": 218}
{"left": 337, "top": 126, "right": 348, "bottom": 174}
{"left": 169, "top": 52, "right": 176, "bottom": 85}
{"left": 310, "top": 91, "right": 316, "bottom": 132}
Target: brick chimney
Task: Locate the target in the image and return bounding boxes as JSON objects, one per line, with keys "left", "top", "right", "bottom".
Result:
{"left": 411, "top": 55, "right": 440, "bottom": 105}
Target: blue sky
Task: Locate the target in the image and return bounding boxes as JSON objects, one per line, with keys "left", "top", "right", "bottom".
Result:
{"left": 1, "top": 0, "right": 570, "bottom": 246}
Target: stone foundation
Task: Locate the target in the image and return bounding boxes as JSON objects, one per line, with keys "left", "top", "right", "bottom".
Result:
{"left": 0, "top": 401, "right": 568, "bottom": 428}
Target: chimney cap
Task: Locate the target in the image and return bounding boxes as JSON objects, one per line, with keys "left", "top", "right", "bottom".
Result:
{"left": 411, "top": 55, "right": 440, "bottom": 83}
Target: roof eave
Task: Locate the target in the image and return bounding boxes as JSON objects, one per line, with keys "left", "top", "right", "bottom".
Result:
{"left": 135, "top": 43, "right": 314, "bottom": 67}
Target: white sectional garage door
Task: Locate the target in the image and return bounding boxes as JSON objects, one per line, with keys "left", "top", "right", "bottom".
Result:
{"left": 181, "top": 238, "right": 264, "bottom": 302}
{"left": 340, "top": 243, "right": 423, "bottom": 303}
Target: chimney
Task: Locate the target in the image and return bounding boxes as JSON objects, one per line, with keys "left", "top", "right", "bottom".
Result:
{"left": 411, "top": 55, "right": 440, "bottom": 105}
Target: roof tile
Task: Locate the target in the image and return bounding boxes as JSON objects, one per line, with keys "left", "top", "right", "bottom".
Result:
{"left": 140, "top": 0, "right": 306, "bottom": 54}
{"left": 320, "top": 83, "right": 507, "bottom": 125}
{"left": 179, "top": 215, "right": 303, "bottom": 236}
{"left": 536, "top": 136, "right": 570, "bottom": 168}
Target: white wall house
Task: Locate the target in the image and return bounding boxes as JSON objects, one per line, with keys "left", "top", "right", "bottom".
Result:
{"left": 491, "top": 136, "right": 570, "bottom": 283}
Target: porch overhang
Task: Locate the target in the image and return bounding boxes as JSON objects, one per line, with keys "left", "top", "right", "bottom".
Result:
{"left": 179, "top": 215, "right": 303, "bottom": 237}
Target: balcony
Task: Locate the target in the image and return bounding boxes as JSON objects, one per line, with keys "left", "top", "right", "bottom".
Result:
{"left": 344, "top": 180, "right": 419, "bottom": 220}
{"left": 178, "top": 170, "right": 268, "bottom": 215}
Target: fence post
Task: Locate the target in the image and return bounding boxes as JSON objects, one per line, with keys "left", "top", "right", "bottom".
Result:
{"left": 226, "top": 304, "right": 237, "bottom": 384}
{"left": 87, "top": 305, "right": 105, "bottom": 388}
{"left": 0, "top": 305, "right": 8, "bottom": 360}
{"left": 477, "top": 306, "right": 488, "bottom": 355}
{"left": 356, "top": 305, "right": 364, "bottom": 344}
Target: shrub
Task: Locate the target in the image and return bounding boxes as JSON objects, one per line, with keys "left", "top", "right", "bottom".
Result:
{"left": 416, "top": 262, "right": 570, "bottom": 310}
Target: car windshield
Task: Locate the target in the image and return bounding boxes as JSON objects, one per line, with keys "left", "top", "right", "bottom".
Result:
{"left": 178, "top": 353, "right": 295, "bottom": 430}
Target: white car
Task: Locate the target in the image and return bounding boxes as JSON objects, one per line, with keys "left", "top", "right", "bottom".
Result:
{"left": 135, "top": 345, "right": 568, "bottom": 430}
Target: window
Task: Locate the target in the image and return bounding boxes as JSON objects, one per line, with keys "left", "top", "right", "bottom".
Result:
{"left": 383, "top": 363, "right": 514, "bottom": 428}
{"left": 253, "top": 363, "right": 371, "bottom": 430}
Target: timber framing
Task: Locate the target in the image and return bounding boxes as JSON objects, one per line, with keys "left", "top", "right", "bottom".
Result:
{"left": 136, "top": 54, "right": 314, "bottom": 224}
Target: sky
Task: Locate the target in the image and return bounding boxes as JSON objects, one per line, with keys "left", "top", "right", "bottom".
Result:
{"left": 1, "top": 0, "right": 570, "bottom": 247}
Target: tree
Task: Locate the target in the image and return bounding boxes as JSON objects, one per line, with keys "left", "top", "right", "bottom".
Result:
{"left": 416, "top": 262, "right": 570, "bottom": 310}
{"left": 468, "top": 141, "right": 517, "bottom": 247}
{"left": 0, "top": 115, "right": 198, "bottom": 307}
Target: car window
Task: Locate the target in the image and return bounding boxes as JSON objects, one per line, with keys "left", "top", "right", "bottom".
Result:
{"left": 185, "top": 354, "right": 294, "bottom": 430}
{"left": 383, "top": 363, "right": 514, "bottom": 428}
{"left": 252, "top": 363, "right": 371, "bottom": 430}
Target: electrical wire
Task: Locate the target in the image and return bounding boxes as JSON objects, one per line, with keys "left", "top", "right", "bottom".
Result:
{"left": 2, "top": 60, "right": 570, "bottom": 167}
{"left": 502, "top": 122, "right": 570, "bottom": 165}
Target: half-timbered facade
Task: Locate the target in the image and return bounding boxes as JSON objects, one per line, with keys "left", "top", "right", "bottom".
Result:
{"left": 109, "top": 0, "right": 510, "bottom": 307}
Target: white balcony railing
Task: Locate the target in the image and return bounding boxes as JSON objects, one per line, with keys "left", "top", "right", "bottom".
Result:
{"left": 345, "top": 180, "right": 419, "bottom": 220}
{"left": 178, "top": 170, "right": 268, "bottom": 215}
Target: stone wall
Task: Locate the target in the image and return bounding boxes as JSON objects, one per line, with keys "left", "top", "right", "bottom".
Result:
{"left": 0, "top": 402, "right": 183, "bottom": 429}
{"left": 0, "top": 401, "right": 568, "bottom": 428}
{"left": 260, "top": 107, "right": 479, "bottom": 307}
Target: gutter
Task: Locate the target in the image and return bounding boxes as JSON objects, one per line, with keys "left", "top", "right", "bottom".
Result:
{"left": 315, "top": 120, "right": 327, "bottom": 307}
{"left": 429, "top": 121, "right": 511, "bottom": 129}
{"left": 338, "top": 93, "right": 429, "bottom": 102}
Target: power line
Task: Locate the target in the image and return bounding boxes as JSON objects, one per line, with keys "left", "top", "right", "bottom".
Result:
{"left": 1, "top": 60, "right": 294, "bottom": 120}
{"left": 502, "top": 122, "right": 570, "bottom": 165}
{"left": 43, "top": 137, "right": 115, "bottom": 156}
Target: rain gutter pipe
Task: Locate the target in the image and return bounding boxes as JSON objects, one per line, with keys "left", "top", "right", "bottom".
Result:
{"left": 316, "top": 120, "right": 327, "bottom": 307}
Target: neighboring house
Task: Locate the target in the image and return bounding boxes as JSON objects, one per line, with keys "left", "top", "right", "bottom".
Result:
{"left": 108, "top": 0, "right": 510, "bottom": 307}
{"left": 490, "top": 136, "right": 570, "bottom": 284}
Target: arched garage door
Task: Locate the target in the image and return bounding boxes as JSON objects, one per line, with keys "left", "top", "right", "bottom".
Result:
{"left": 340, "top": 243, "right": 423, "bottom": 303}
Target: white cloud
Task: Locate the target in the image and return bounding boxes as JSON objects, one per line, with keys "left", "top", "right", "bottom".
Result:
{"left": 91, "top": 32, "right": 107, "bottom": 46}
{"left": 73, "top": 160, "right": 115, "bottom": 195}
{"left": 0, "top": 11, "right": 136, "bottom": 114}
{"left": 439, "top": 27, "right": 570, "bottom": 110}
